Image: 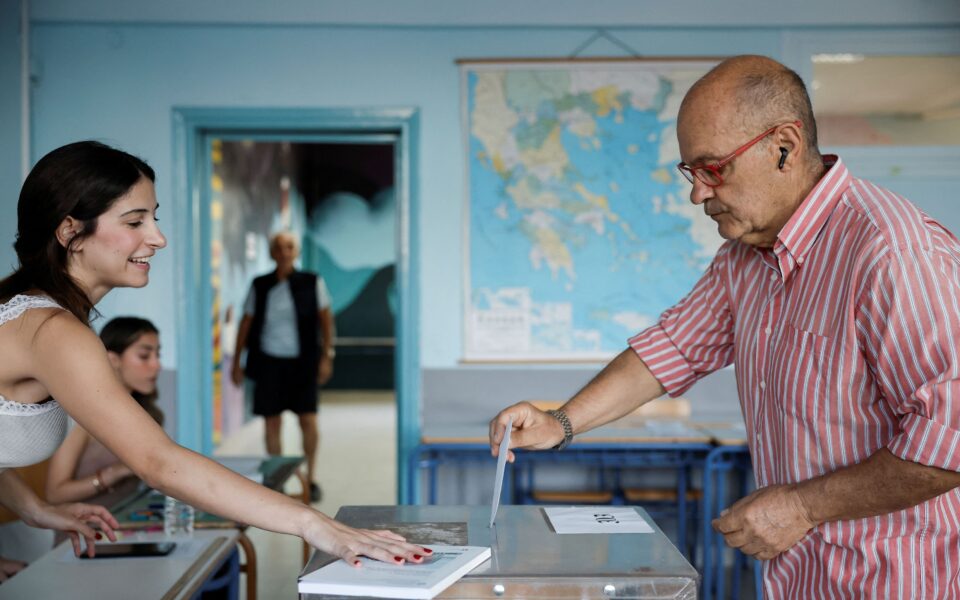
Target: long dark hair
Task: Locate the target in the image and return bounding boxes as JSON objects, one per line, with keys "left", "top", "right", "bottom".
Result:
{"left": 100, "top": 316, "right": 164, "bottom": 426}
{"left": 0, "top": 141, "right": 155, "bottom": 324}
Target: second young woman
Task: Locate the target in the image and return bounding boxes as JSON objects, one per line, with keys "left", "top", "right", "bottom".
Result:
{"left": 46, "top": 317, "right": 163, "bottom": 507}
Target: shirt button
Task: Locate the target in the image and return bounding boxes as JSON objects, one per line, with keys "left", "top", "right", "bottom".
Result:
{"left": 764, "top": 327, "right": 772, "bottom": 335}
{"left": 759, "top": 381, "right": 766, "bottom": 390}
{"left": 769, "top": 274, "right": 777, "bottom": 282}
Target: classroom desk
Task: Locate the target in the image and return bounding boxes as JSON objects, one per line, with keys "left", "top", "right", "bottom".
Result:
{"left": 109, "top": 454, "right": 309, "bottom": 600}
{"left": 409, "top": 420, "right": 715, "bottom": 562}
{"left": 111, "top": 456, "right": 308, "bottom": 529}
{"left": 0, "top": 529, "right": 239, "bottom": 600}
{"left": 216, "top": 454, "right": 310, "bottom": 504}
{"left": 300, "top": 505, "right": 698, "bottom": 599}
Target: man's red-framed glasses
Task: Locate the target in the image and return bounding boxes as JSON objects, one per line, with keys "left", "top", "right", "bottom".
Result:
{"left": 676, "top": 120, "right": 802, "bottom": 187}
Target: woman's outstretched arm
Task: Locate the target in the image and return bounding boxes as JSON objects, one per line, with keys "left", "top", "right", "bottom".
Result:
{"left": 32, "top": 311, "right": 427, "bottom": 566}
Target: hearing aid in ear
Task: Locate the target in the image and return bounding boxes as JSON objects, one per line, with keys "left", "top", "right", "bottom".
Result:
{"left": 778, "top": 148, "right": 788, "bottom": 170}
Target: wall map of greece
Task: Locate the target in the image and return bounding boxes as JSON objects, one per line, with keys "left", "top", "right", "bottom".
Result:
{"left": 464, "top": 60, "right": 722, "bottom": 360}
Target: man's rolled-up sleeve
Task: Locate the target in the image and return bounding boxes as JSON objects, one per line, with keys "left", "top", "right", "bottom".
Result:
{"left": 629, "top": 246, "right": 736, "bottom": 397}
{"left": 861, "top": 246, "right": 960, "bottom": 472}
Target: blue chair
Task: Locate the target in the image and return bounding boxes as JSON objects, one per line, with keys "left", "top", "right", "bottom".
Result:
{"left": 700, "top": 445, "right": 762, "bottom": 600}
{"left": 192, "top": 545, "right": 240, "bottom": 600}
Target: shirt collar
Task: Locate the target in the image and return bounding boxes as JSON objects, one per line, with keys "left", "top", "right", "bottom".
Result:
{"left": 773, "top": 155, "right": 851, "bottom": 278}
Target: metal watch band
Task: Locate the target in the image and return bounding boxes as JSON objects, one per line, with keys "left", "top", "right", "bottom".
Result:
{"left": 546, "top": 408, "right": 574, "bottom": 450}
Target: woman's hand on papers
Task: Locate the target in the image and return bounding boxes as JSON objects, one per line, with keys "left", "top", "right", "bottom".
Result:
{"left": 23, "top": 501, "right": 119, "bottom": 558}
{"left": 489, "top": 402, "right": 565, "bottom": 462}
{"left": 303, "top": 515, "right": 432, "bottom": 566}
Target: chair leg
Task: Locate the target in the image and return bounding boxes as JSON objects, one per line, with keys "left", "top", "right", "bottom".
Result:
{"left": 237, "top": 530, "right": 257, "bottom": 600}
{"left": 754, "top": 558, "right": 764, "bottom": 599}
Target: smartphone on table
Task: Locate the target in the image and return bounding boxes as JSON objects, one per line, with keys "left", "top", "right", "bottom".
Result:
{"left": 79, "top": 541, "right": 176, "bottom": 558}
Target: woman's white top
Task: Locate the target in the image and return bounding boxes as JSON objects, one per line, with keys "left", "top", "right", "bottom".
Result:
{"left": 0, "top": 295, "right": 68, "bottom": 473}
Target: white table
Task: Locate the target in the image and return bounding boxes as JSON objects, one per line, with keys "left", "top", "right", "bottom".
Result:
{"left": 0, "top": 529, "right": 239, "bottom": 600}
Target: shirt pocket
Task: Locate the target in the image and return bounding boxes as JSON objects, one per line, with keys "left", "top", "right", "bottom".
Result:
{"left": 775, "top": 324, "right": 831, "bottom": 424}
{"left": 784, "top": 323, "right": 829, "bottom": 358}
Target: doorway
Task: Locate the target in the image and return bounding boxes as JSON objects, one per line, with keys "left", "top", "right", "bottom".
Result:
{"left": 172, "top": 108, "right": 421, "bottom": 502}
{"left": 210, "top": 137, "right": 399, "bottom": 444}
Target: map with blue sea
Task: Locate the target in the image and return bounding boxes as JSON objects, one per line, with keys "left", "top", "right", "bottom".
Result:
{"left": 464, "top": 61, "right": 722, "bottom": 360}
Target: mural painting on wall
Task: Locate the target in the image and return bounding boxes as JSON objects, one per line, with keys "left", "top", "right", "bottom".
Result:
{"left": 212, "top": 140, "right": 397, "bottom": 442}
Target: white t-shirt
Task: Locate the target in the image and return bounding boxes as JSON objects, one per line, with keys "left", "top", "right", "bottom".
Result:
{"left": 242, "top": 277, "right": 331, "bottom": 358}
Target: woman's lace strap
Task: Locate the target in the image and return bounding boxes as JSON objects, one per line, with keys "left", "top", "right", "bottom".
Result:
{"left": 0, "top": 294, "right": 64, "bottom": 327}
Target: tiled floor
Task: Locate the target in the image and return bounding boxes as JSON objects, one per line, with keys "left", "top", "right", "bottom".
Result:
{"left": 215, "top": 390, "right": 397, "bottom": 600}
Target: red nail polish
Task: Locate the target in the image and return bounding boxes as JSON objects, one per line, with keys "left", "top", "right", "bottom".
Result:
{"left": 413, "top": 554, "right": 422, "bottom": 560}
{"left": 354, "top": 560, "right": 361, "bottom": 566}
{"left": 95, "top": 533, "right": 103, "bottom": 540}
{"left": 394, "top": 556, "right": 403, "bottom": 562}
{"left": 423, "top": 548, "right": 433, "bottom": 554}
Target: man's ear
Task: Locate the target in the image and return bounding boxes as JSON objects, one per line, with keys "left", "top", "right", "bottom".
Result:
{"left": 773, "top": 122, "right": 803, "bottom": 170}
{"left": 55, "top": 216, "right": 82, "bottom": 250}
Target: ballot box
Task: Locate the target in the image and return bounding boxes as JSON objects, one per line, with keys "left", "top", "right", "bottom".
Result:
{"left": 300, "top": 505, "right": 698, "bottom": 599}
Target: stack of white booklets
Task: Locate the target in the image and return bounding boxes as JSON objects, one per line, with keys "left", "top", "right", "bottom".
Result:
{"left": 298, "top": 545, "right": 491, "bottom": 599}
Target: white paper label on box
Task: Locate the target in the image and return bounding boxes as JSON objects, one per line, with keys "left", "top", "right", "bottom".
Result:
{"left": 543, "top": 506, "right": 654, "bottom": 534}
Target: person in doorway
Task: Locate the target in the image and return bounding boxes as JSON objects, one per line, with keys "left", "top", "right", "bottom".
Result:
{"left": 0, "top": 140, "right": 425, "bottom": 565}
{"left": 231, "top": 231, "right": 335, "bottom": 503}
{"left": 489, "top": 55, "right": 960, "bottom": 597}
{"left": 45, "top": 317, "right": 163, "bottom": 508}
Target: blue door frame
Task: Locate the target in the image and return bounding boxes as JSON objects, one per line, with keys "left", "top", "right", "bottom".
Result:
{"left": 171, "top": 107, "right": 421, "bottom": 503}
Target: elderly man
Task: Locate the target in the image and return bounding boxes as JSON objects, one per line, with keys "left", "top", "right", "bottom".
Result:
{"left": 232, "top": 231, "right": 335, "bottom": 503}
{"left": 489, "top": 55, "right": 960, "bottom": 597}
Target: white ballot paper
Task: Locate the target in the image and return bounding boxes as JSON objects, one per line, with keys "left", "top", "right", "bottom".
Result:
{"left": 544, "top": 506, "right": 654, "bottom": 534}
{"left": 489, "top": 416, "right": 512, "bottom": 527}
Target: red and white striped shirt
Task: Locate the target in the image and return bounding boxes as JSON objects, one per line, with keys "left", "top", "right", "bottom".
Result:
{"left": 631, "top": 157, "right": 960, "bottom": 598}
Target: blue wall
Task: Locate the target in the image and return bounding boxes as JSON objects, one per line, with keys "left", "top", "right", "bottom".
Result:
{"left": 0, "top": 0, "right": 22, "bottom": 275}
{"left": 1, "top": 0, "right": 956, "bottom": 507}
{"left": 21, "top": 23, "right": 769, "bottom": 366}
{"left": 24, "top": 19, "right": 960, "bottom": 370}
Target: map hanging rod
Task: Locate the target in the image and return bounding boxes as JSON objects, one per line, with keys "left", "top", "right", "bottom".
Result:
{"left": 569, "top": 29, "right": 642, "bottom": 59}
{"left": 455, "top": 55, "right": 720, "bottom": 65}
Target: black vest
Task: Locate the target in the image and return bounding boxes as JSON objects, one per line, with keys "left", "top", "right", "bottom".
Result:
{"left": 244, "top": 270, "right": 319, "bottom": 384}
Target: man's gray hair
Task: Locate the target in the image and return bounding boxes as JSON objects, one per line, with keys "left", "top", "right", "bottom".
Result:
{"left": 269, "top": 230, "right": 300, "bottom": 252}
{"left": 736, "top": 66, "right": 819, "bottom": 160}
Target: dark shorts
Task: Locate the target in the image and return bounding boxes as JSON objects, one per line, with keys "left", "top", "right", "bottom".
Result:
{"left": 251, "top": 355, "right": 319, "bottom": 417}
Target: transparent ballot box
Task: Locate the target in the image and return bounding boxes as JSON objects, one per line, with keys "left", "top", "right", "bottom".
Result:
{"left": 300, "top": 505, "right": 697, "bottom": 600}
